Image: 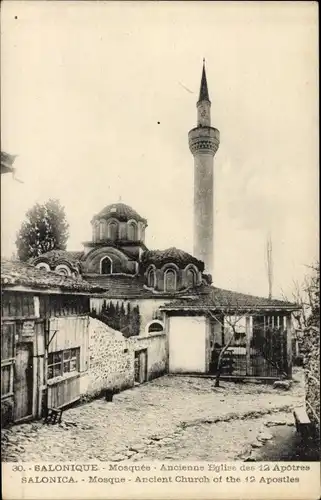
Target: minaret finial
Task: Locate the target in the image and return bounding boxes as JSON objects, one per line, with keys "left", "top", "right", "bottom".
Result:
{"left": 198, "top": 59, "right": 210, "bottom": 102}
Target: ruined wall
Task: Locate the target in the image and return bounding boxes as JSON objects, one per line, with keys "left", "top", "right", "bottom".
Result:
{"left": 300, "top": 326, "right": 320, "bottom": 437}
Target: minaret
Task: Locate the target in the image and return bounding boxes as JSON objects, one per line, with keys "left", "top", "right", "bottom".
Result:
{"left": 188, "top": 60, "right": 220, "bottom": 275}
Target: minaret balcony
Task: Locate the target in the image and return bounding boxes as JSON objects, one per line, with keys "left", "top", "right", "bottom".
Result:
{"left": 188, "top": 126, "right": 220, "bottom": 156}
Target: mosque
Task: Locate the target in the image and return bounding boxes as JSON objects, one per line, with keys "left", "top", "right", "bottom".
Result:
{"left": 32, "top": 62, "right": 217, "bottom": 301}
{"left": 32, "top": 62, "right": 296, "bottom": 378}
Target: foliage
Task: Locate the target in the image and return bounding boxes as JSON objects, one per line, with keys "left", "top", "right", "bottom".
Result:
{"left": 16, "top": 199, "right": 69, "bottom": 261}
{"left": 91, "top": 300, "right": 141, "bottom": 337}
{"left": 289, "top": 262, "right": 320, "bottom": 331}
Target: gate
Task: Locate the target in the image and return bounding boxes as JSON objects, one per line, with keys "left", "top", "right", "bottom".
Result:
{"left": 14, "top": 342, "right": 33, "bottom": 421}
{"left": 134, "top": 349, "right": 148, "bottom": 384}
{"left": 210, "top": 317, "right": 289, "bottom": 379}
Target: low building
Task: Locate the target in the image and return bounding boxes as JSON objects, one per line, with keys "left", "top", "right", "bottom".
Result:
{"left": 1, "top": 259, "right": 167, "bottom": 426}
{"left": 1, "top": 259, "right": 104, "bottom": 425}
{"left": 160, "top": 287, "right": 299, "bottom": 380}
{"left": 31, "top": 202, "right": 299, "bottom": 382}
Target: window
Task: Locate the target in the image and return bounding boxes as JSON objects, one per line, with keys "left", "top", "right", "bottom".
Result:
{"left": 1, "top": 364, "right": 13, "bottom": 397}
{"left": 36, "top": 263, "right": 50, "bottom": 272}
{"left": 186, "top": 268, "right": 197, "bottom": 287}
{"left": 101, "top": 256, "right": 112, "bottom": 274}
{"left": 108, "top": 221, "right": 118, "bottom": 240}
{"left": 99, "top": 221, "right": 105, "bottom": 240}
{"left": 164, "top": 269, "right": 177, "bottom": 292}
{"left": 56, "top": 268, "right": 68, "bottom": 276}
{"left": 147, "top": 268, "right": 156, "bottom": 288}
{"left": 128, "top": 221, "right": 138, "bottom": 241}
{"left": 47, "top": 348, "right": 80, "bottom": 380}
{"left": 1, "top": 323, "right": 14, "bottom": 361}
{"left": 55, "top": 265, "right": 71, "bottom": 276}
{"left": 148, "top": 321, "right": 164, "bottom": 333}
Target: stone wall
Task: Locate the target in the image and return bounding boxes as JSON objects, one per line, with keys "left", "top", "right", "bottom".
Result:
{"left": 83, "top": 318, "right": 167, "bottom": 399}
{"left": 300, "top": 326, "right": 320, "bottom": 437}
{"left": 84, "top": 318, "right": 133, "bottom": 397}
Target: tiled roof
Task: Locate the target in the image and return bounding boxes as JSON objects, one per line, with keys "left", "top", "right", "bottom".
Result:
{"left": 31, "top": 250, "right": 84, "bottom": 269}
{"left": 1, "top": 259, "right": 106, "bottom": 294}
{"left": 83, "top": 274, "right": 206, "bottom": 299}
{"left": 160, "top": 286, "right": 300, "bottom": 311}
{"left": 93, "top": 202, "right": 147, "bottom": 224}
{"left": 141, "top": 247, "right": 204, "bottom": 271}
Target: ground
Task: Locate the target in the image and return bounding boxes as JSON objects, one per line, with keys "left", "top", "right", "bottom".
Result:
{"left": 1, "top": 369, "right": 314, "bottom": 462}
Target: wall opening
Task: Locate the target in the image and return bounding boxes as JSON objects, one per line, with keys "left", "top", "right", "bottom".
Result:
{"left": 100, "top": 256, "right": 113, "bottom": 275}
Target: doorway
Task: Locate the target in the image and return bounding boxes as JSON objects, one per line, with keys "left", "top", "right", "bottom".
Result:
{"left": 134, "top": 349, "right": 148, "bottom": 384}
{"left": 14, "top": 342, "right": 33, "bottom": 422}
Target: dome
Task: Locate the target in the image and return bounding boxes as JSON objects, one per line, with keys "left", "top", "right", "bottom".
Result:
{"left": 92, "top": 203, "right": 147, "bottom": 224}
{"left": 141, "top": 247, "right": 204, "bottom": 271}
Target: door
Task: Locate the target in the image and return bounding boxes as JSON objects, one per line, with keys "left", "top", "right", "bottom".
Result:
{"left": 134, "top": 350, "right": 148, "bottom": 384}
{"left": 14, "top": 343, "right": 33, "bottom": 421}
{"left": 169, "top": 316, "right": 206, "bottom": 373}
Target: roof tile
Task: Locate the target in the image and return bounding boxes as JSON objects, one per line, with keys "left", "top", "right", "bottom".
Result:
{"left": 1, "top": 259, "right": 105, "bottom": 294}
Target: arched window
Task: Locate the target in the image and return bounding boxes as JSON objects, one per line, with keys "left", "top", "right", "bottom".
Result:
{"left": 164, "top": 269, "right": 177, "bottom": 292}
{"left": 55, "top": 264, "right": 71, "bottom": 276}
{"left": 100, "top": 256, "right": 113, "bottom": 275}
{"left": 127, "top": 221, "right": 138, "bottom": 241}
{"left": 108, "top": 221, "right": 118, "bottom": 240}
{"left": 186, "top": 268, "right": 197, "bottom": 287}
{"left": 36, "top": 262, "right": 50, "bottom": 272}
{"left": 147, "top": 268, "right": 156, "bottom": 288}
{"left": 147, "top": 321, "right": 164, "bottom": 334}
{"left": 56, "top": 268, "right": 69, "bottom": 276}
{"left": 99, "top": 221, "right": 105, "bottom": 240}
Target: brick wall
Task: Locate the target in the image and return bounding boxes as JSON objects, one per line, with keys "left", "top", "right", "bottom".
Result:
{"left": 301, "top": 326, "right": 320, "bottom": 436}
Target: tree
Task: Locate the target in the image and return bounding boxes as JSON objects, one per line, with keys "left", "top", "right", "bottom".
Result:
{"left": 16, "top": 199, "right": 69, "bottom": 261}
{"left": 283, "top": 262, "right": 319, "bottom": 333}
{"left": 208, "top": 311, "right": 248, "bottom": 387}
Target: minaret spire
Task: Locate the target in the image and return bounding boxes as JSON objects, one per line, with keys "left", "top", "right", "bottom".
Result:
{"left": 188, "top": 61, "right": 220, "bottom": 275}
{"left": 198, "top": 58, "right": 210, "bottom": 103}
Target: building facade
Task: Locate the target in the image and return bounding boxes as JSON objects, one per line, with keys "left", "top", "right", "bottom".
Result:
{"left": 25, "top": 63, "right": 299, "bottom": 388}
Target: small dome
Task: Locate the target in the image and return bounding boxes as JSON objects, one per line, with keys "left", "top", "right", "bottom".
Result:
{"left": 31, "top": 250, "right": 84, "bottom": 273}
{"left": 92, "top": 203, "right": 147, "bottom": 224}
{"left": 141, "top": 247, "right": 204, "bottom": 271}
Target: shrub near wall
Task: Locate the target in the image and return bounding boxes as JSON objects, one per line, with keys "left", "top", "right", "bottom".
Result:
{"left": 301, "top": 326, "right": 320, "bottom": 438}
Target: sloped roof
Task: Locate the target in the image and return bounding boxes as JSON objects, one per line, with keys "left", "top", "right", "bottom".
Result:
{"left": 1, "top": 259, "right": 105, "bottom": 294}
{"left": 141, "top": 247, "right": 204, "bottom": 271}
{"left": 198, "top": 60, "right": 210, "bottom": 102}
{"left": 93, "top": 202, "right": 147, "bottom": 224}
{"left": 31, "top": 250, "right": 84, "bottom": 269}
{"left": 160, "top": 285, "right": 299, "bottom": 312}
{"left": 83, "top": 274, "right": 206, "bottom": 299}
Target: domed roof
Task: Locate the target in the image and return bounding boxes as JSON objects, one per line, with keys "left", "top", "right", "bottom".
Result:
{"left": 93, "top": 202, "right": 147, "bottom": 224}
{"left": 141, "top": 247, "right": 204, "bottom": 271}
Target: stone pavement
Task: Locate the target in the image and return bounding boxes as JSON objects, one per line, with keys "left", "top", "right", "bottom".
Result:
{"left": 1, "top": 370, "right": 304, "bottom": 462}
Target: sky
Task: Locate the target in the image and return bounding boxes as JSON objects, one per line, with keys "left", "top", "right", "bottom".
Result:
{"left": 1, "top": 1, "right": 318, "bottom": 298}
